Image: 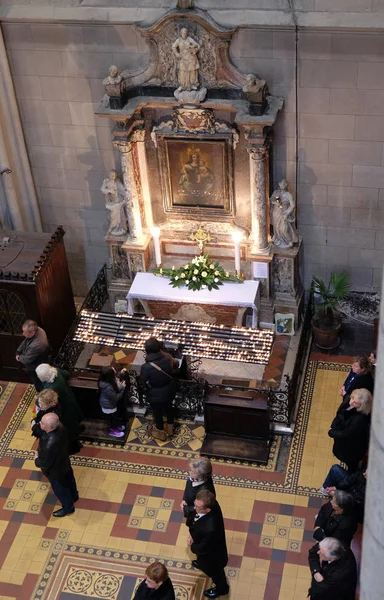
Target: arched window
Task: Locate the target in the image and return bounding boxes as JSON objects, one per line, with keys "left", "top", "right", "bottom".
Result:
{"left": 0, "top": 289, "right": 27, "bottom": 334}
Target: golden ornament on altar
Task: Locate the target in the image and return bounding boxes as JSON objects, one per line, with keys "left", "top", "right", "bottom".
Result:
{"left": 188, "top": 226, "right": 213, "bottom": 253}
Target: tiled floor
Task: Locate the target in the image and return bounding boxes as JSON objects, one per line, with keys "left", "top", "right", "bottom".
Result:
{"left": 0, "top": 357, "right": 354, "bottom": 600}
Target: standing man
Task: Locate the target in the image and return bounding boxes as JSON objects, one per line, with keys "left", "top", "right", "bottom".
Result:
{"left": 16, "top": 319, "right": 48, "bottom": 391}
{"left": 34, "top": 413, "right": 79, "bottom": 517}
{"left": 308, "top": 537, "right": 357, "bottom": 599}
{"left": 187, "top": 490, "right": 229, "bottom": 599}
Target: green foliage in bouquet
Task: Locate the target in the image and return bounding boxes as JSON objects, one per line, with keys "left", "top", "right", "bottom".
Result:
{"left": 153, "top": 254, "right": 243, "bottom": 291}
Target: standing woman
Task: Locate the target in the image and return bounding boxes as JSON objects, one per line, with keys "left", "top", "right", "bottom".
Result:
{"left": 338, "top": 356, "right": 374, "bottom": 400}
{"left": 328, "top": 388, "right": 372, "bottom": 473}
{"left": 98, "top": 367, "right": 127, "bottom": 439}
{"left": 31, "top": 389, "right": 62, "bottom": 438}
{"left": 180, "top": 457, "right": 216, "bottom": 526}
{"left": 35, "top": 364, "right": 83, "bottom": 454}
{"left": 139, "top": 338, "right": 178, "bottom": 441}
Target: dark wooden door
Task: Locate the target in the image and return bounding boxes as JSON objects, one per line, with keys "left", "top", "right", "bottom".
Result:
{"left": 0, "top": 289, "right": 28, "bottom": 378}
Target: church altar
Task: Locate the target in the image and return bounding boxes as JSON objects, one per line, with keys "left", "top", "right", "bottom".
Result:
{"left": 126, "top": 273, "right": 260, "bottom": 328}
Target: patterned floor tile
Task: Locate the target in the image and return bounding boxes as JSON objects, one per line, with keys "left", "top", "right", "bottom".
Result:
{"left": 0, "top": 357, "right": 360, "bottom": 600}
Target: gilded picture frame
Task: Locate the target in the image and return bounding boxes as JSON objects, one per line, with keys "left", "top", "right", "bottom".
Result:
{"left": 158, "top": 136, "right": 234, "bottom": 217}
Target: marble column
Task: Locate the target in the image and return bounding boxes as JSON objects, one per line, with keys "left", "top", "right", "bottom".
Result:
{"left": 249, "top": 146, "right": 270, "bottom": 254}
{"left": 116, "top": 141, "right": 143, "bottom": 243}
{"left": 0, "top": 26, "right": 42, "bottom": 232}
{"left": 132, "top": 129, "right": 153, "bottom": 229}
{"left": 360, "top": 280, "right": 384, "bottom": 598}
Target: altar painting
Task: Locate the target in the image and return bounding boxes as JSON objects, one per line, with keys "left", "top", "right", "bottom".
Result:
{"left": 162, "top": 138, "right": 233, "bottom": 216}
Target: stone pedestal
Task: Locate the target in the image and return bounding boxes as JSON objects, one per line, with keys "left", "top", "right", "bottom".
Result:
{"left": 122, "top": 235, "right": 151, "bottom": 276}
{"left": 249, "top": 255, "right": 274, "bottom": 326}
{"left": 271, "top": 241, "right": 304, "bottom": 327}
{"left": 106, "top": 234, "right": 152, "bottom": 310}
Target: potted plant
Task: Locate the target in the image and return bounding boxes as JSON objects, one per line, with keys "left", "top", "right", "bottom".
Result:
{"left": 311, "top": 272, "right": 351, "bottom": 349}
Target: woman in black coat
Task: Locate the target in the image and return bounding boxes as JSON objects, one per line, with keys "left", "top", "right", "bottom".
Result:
{"left": 338, "top": 355, "right": 374, "bottom": 399}
{"left": 180, "top": 457, "right": 216, "bottom": 526}
{"left": 328, "top": 387, "right": 372, "bottom": 473}
{"left": 139, "top": 338, "right": 178, "bottom": 441}
{"left": 31, "top": 389, "right": 62, "bottom": 438}
{"left": 133, "top": 562, "right": 175, "bottom": 600}
{"left": 313, "top": 490, "right": 357, "bottom": 546}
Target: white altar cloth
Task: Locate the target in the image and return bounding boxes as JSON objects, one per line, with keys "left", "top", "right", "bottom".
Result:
{"left": 126, "top": 273, "right": 260, "bottom": 327}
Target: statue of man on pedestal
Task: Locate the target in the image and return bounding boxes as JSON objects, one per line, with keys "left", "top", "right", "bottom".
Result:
{"left": 270, "top": 179, "right": 299, "bottom": 248}
{"left": 172, "top": 27, "right": 200, "bottom": 91}
{"left": 101, "top": 170, "right": 127, "bottom": 237}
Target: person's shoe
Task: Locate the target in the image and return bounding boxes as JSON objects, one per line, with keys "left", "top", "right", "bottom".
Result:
{"left": 204, "top": 587, "right": 229, "bottom": 598}
{"left": 116, "top": 425, "right": 126, "bottom": 432}
{"left": 108, "top": 428, "right": 124, "bottom": 438}
{"left": 319, "top": 487, "right": 329, "bottom": 497}
{"left": 192, "top": 560, "right": 200, "bottom": 570}
{"left": 72, "top": 493, "right": 79, "bottom": 503}
{"left": 53, "top": 507, "right": 75, "bottom": 517}
{"left": 152, "top": 427, "right": 167, "bottom": 441}
{"left": 164, "top": 423, "right": 174, "bottom": 437}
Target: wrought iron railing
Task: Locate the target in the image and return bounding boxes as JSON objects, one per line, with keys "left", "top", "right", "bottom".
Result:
{"left": 286, "top": 293, "right": 313, "bottom": 421}
{"left": 211, "top": 298, "right": 313, "bottom": 426}
{"left": 54, "top": 265, "right": 109, "bottom": 369}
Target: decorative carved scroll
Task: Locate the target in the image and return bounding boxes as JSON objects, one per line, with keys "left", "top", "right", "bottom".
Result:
{"left": 151, "top": 108, "right": 239, "bottom": 149}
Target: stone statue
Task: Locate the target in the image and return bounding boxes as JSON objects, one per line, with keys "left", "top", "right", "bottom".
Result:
{"left": 243, "top": 73, "right": 266, "bottom": 95}
{"left": 172, "top": 27, "right": 200, "bottom": 91}
{"left": 103, "top": 65, "right": 123, "bottom": 97}
{"left": 270, "top": 179, "right": 299, "bottom": 249}
{"left": 101, "top": 170, "right": 127, "bottom": 237}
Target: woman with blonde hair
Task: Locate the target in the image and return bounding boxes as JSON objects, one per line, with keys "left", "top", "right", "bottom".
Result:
{"left": 328, "top": 387, "right": 372, "bottom": 473}
{"left": 35, "top": 364, "right": 83, "bottom": 454}
{"left": 31, "top": 389, "right": 62, "bottom": 438}
{"left": 180, "top": 456, "right": 216, "bottom": 526}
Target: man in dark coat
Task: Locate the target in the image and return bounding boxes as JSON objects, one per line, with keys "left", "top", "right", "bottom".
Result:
{"left": 139, "top": 338, "right": 178, "bottom": 441}
{"left": 16, "top": 319, "right": 48, "bottom": 391}
{"left": 313, "top": 491, "right": 357, "bottom": 546}
{"left": 34, "top": 413, "right": 79, "bottom": 517}
{"left": 322, "top": 465, "right": 367, "bottom": 523}
{"left": 308, "top": 538, "right": 357, "bottom": 600}
{"left": 187, "top": 490, "right": 229, "bottom": 599}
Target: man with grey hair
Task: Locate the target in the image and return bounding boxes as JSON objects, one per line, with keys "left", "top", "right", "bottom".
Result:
{"left": 16, "top": 319, "right": 48, "bottom": 391}
{"left": 308, "top": 537, "right": 357, "bottom": 599}
{"left": 34, "top": 413, "right": 79, "bottom": 517}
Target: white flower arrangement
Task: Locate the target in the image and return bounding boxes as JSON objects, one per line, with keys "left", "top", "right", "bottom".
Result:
{"left": 153, "top": 254, "right": 243, "bottom": 291}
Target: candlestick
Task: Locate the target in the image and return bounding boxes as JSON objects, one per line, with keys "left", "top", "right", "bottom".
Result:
{"left": 150, "top": 227, "right": 161, "bottom": 266}
{"left": 232, "top": 231, "right": 242, "bottom": 272}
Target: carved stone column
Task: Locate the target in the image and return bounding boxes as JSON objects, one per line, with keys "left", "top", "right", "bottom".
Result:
{"left": 360, "top": 276, "right": 384, "bottom": 598}
{"left": 0, "top": 26, "right": 42, "bottom": 232}
{"left": 249, "top": 146, "right": 270, "bottom": 255}
{"left": 115, "top": 141, "right": 143, "bottom": 244}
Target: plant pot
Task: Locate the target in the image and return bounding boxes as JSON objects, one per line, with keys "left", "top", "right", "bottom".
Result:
{"left": 312, "top": 318, "right": 342, "bottom": 350}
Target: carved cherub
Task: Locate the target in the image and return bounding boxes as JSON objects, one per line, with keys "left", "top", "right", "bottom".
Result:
{"left": 103, "top": 65, "right": 122, "bottom": 86}
{"left": 242, "top": 73, "right": 266, "bottom": 95}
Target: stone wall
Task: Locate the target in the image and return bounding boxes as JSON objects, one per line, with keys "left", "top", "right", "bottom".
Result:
{"left": 3, "top": 21, "right": 384, "bottom": 294}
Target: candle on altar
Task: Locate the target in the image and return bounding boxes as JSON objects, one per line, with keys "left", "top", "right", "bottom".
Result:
{"left": 150, "top": 227, "right": 161, "bottom": 266}
{"left": 232, "top": 231, "right": 242, "bottom": 272}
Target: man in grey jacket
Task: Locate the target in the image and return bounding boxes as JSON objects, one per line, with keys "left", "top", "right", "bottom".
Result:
{"left": 16, "top": 320, "right": 48, "bottom": 391}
